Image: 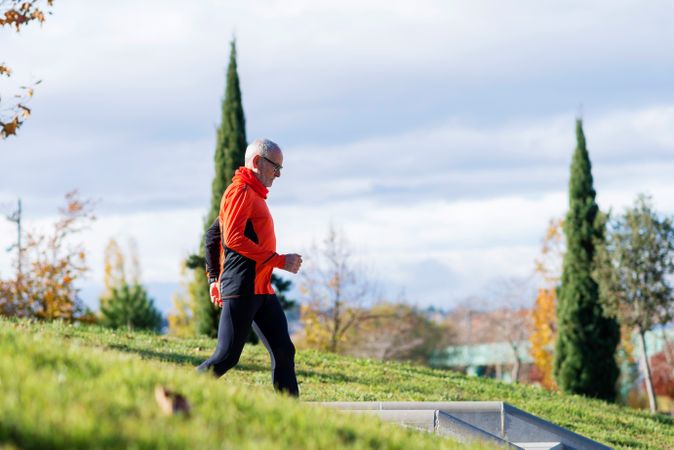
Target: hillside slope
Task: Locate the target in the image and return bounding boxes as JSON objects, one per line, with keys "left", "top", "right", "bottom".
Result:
{"left": 1, "top": 318, "right": 672, "bottom": 449}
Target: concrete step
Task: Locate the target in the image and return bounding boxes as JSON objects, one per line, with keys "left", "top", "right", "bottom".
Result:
{"left": 316, "top": 401, "right": 611, "bottom": 450}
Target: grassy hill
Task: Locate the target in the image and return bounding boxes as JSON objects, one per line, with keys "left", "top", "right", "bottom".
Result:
{"left": 1, "top": 318, "right": 672, "bottom": 449}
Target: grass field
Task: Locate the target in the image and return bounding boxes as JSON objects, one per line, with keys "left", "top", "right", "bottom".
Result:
{"left": 1, "top": 318, "right": 672, "bottom": 449}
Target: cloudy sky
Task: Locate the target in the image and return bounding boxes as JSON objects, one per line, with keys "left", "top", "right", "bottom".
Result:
{"left": 2, "top": 0, "right": 674, "bottom": 313}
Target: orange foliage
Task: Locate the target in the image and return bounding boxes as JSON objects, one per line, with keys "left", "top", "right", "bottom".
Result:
{"left": 0, "top": 0, "right": 53, "bottom": 30}
{"left": 529, "top": 218, "right": 564, "bottom": 390}
{"left": 0, "top": 190, "right": 95, "bottom": 321}
{"left": 1, "top": 0, "right": 53, "bottom": 138}
{"left": 529, "top": 288, "right": 557, "bottom": 390}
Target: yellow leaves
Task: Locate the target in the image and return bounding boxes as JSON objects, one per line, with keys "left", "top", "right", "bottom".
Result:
{"left": 296, "top": 304, "right": 334, "bottom": 351}
{"left": 0, "top": 64, "right": 11, "bottom": 76}
{"left": 530, "top": 217, "right": 565, "bottom": 389}
{"left": 167, "top": 263, "right": 194, "bottom": 337}
{"left": 529, "top": 288, "right": 558, "bottom": 390}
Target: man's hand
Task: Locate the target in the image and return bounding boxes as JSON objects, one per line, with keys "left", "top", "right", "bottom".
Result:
{"left": 283, "top": 253, "right": 303, "bottom": 274}
{"left": 209, "top": 282, "right": 222, "bottom": 308}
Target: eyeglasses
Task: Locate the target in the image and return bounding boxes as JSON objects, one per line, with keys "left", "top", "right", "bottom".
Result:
{"left": 261, "top": 155, "right": 283, "bottom": 173}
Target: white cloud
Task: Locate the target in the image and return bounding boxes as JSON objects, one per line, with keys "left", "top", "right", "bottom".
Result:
{"left": 274, "top": 106, "right": 674, "bottom": 208}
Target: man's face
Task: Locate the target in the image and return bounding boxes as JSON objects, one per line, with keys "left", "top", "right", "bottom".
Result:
{"left": 255, "top": 149, "right": 283, "bottom": 188}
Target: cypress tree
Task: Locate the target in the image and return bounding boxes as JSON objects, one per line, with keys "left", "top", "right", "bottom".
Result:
{"left": 190, "top": 39, "right": 248, "bottom": 337}
{"left": 208, "top": 38, "right": 247, "bottom": 227}
{"left": 554, "top": 118, "right": 620, "bottom": 400}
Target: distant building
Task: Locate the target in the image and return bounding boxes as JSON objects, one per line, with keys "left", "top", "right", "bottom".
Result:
{"left": 431, "top": 306, "right": 535, "bottom": 383}
{"left": 430, "top": 340, "right": 535, "bottom": 383}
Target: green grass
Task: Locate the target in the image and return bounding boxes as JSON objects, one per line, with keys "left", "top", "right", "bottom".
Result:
{"left": 1, "top": 318, "right": 672, "bottom": 449}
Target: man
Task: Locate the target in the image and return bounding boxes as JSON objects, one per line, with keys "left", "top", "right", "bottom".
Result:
{"left": 198, "top": 138, "right": 302, "bottom": 397}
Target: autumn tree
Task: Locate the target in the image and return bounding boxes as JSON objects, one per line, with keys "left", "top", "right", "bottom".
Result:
{"left": 298, "top": 226, "right": 377, "bottom": 354}
{"left": 0, "top": 190, "right": 95, "bottom": 321}
{"left": 186, "top": 38, "right": 248, "bottom": 337}
{"left": 485, "top": 277, "right": 534, "bottom": 383}
{"left": 101, "top": 237, "right": 142, "bottom": 295}
{"left": 530, "top": 288, "right": 557, "bottom": 389}
{"left": 1, "top": 0, "right": 54, "bottom": 138}
{"left": 346, "top": 302, "right": 455, "bottom": 364}
{"left": 99, "top": 237, "right": 162, "bottom": 332}
{"left": 650, "top": 351, "right": 674, "bottom": 401}
{"left": 530, "top": 218, "right": 564, "bottom": 390}
{"left": 554, "top": 119, "right": 620, "bottom": 401}
{"left": 167, "top": 261, "right": 194, "bottom": 337}
{"left": 102, "top": 238, "right": 130, "bottom": 306}
{"left": 534, "top": 218, "right": 565, "bottom": 286}
{"left": 595, "top": 194, "right": 674, "bottom": 413}
{"left": 498, "top": 308, "right": 532, "bottom": 383}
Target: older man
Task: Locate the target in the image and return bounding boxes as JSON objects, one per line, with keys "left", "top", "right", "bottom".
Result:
{"left": 198, "top": 138, "right": 302, "bottom": 396}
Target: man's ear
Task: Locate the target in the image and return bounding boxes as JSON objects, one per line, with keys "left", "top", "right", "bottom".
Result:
{"left": 251, "top": 155, "right": 260, "bottom": 170}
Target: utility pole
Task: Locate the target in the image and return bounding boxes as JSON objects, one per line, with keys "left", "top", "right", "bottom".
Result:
{"left": 6, "top": 198, "right": 22, "bottom": 278}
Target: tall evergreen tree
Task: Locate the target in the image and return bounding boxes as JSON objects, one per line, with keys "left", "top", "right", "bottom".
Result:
{"left": 554, "top": 119, "right": 620, "bottom": 400}
{"left": 189, "top": 39, "right": 248, "bottom": 337}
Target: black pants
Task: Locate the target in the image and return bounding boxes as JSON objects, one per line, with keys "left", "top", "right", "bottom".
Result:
{"left": 197, "top": 294, "right": 299, "bottom": 397}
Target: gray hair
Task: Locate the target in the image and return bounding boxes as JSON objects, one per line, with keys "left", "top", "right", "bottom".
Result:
{"left": 244, "top": 138, "right": 281, "bottom": 166}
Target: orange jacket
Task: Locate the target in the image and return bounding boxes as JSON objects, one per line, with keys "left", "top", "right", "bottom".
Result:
{"left": 216, "top": 167, "right": 286, "bottom": 298}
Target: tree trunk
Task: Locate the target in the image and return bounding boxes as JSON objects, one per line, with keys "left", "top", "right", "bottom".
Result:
{"left": 511, "top": 359, "right": 521, "bottom": 383}
{"left": 638, "top": 328, "right": 657, "bottom": 414}
{"left": 330, "top": 309, "right": 340, "bottom": 353}
{"left": 510, "top": 342, "right": 521, "bottom": 383}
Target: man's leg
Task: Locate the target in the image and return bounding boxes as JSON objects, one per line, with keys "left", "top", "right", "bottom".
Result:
{"left": 197, "top": 296, "right": 258, "bottom": 377}
{"left": 253, "top": 294, "right": 299, "bottom": 396}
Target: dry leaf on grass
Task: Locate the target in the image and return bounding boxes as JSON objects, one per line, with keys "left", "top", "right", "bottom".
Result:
{"left": 154, "top": 385, "right": 191, "bottom": 416}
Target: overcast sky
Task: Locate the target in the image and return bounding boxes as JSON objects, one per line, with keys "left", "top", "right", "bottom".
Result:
{"left": 2, "top": 0, "right": 674, "bottom": 312}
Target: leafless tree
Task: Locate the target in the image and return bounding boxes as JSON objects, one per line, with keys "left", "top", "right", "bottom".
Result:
{"left": 298, "top": 225, "right": 378, "bottom": 353}
{"left": 483, "top": 277, "right": 535, "bottom": 382}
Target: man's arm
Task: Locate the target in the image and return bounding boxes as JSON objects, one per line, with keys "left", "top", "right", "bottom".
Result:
{"left": 204, "top": 218, "right": 223, "bottom": 307}
{"left": 204, "top": 218, "right": 221, "bottom": 281}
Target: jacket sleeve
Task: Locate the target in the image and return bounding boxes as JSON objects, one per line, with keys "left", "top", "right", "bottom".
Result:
{"left": 204, "top": 218, "right": 221, "bottom": 280}
{"left": 221, "top": 186, "right": 286, "bottom": 269}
